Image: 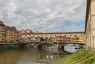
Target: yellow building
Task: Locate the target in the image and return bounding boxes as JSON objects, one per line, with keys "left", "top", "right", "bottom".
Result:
{"left": 86, "top": 0, "right": 95, "bottom": 48}
{"left": 6, "top": 26, "right": 19, "bottom": 43}
{"left": 0, "top": 21, "right": 6, "bottom": 43}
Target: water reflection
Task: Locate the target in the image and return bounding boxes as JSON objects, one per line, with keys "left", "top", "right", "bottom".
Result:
{"left": 0, "top": 49, "right": 45, "bottom": 64}
{"left": 0, "top": 44, "right": 80, "bottom": 64}
{"left": 0, "top": 48, "right": 58, "bottom": 64}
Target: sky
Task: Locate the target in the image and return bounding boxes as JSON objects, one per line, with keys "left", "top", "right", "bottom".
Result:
{"left": 0, "top": 0, "right": 87, "bottom": 33}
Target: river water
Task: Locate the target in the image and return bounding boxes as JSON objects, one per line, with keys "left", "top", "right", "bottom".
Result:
{"left": 0, "top": 44, "right": 79, "bottom": 64}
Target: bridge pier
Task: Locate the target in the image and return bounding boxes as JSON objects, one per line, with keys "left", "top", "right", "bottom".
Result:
{"left": 37, "top": 43, "right": 47, "bottom": 50}
{"left": 37, "top": 42, "right": 53, "bottom": 50}
{"left": 17, "top": 43, "right": 27, "bottom": 48}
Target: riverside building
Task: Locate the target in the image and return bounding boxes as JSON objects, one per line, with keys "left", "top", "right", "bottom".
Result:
{"left": 0, "top": 21, "right": 6, "bottom": 43}
{"left": 6, "top": 26, "right": 19, "bottom": 43}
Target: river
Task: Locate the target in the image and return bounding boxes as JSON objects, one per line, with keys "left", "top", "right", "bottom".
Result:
{"left": 0, "top": 44, "right": 80, "bottom": 64}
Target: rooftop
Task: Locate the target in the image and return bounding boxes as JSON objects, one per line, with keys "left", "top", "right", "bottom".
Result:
{"left": 6, "top": 26, "right": 17, "bottom": 31}
{"left": 21, "top": 32, "right": 85, "bottom": 35}
{"left": 0, "top": 21, "right": 5, "bottom": 26}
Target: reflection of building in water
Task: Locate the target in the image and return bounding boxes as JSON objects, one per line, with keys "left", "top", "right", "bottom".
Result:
{"left": 0, "top": 21, "right": 6, "bottom": 43}
{"left": 0, "top": 51, "right": 18, "bottom": 64}
{"left": 0, "top": 49, "right": 44, "bottom": 64}
{"left": 86, "top": 0, "right": 95, "bottom": 48}
{"left": 19, "top": 30, "right": 86, "bottom": 44}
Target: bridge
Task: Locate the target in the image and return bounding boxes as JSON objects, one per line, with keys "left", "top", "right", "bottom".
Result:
{"left": 0, "top": 32, "right": 86, "bottom": 49}
{"left": 0, "top": 41, "right": 85, "bottom": 49}
{"left": 19, "top": 36, "right": 85, "bottom": 49}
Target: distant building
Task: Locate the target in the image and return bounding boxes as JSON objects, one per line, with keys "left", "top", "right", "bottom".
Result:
{"left": 0, "top": 21, "right": 6, "bottom": 43}
{"left": 6, "top": 26, "right": 19, "bottom": 43}
{"left": 19, "top": 29, "right": 32, "bottom": 35}
{"left": 86, "top": 0, "right": 95, "bottom": 48}
{"left": 26, "top": 29, "right": 33, "bottom": 33}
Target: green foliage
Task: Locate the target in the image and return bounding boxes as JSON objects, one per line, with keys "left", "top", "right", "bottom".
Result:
{"left": 51, "top": 49, "right": 95, "bottom": 64}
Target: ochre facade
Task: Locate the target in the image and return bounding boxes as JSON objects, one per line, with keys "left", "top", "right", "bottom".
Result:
{"left": 0, "top": 21, "right": 6, "bottom": 43}
{"left": 6, "top": 26, "right": 19, "bottom": 43}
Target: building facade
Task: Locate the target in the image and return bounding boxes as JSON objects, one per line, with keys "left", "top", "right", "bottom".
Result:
{"left": 86, "top": 0, "right": 95, "bottom": 48}
{"left": 20, "top": 31, "right": 86, "bottom": 44}
{"left": 6, "top": 26, "right": 19, "bottom": 43}
{"left": 0, "top": 21, "right": 6, "bottom": 43}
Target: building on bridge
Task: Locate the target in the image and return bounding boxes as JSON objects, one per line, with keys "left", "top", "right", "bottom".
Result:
{"left": 56, "top": 35, "right": 84, "bottom": 44}
{"left": 6, "top": 26, "right": 19, "bottom": 43}
{"left": 0, "top": 21, "right": 6, "bottom": 43}
{"left": 86, "top": 0, "right": 95, "bottom": 49}
{"left": 19, "top": 29, "right": 33, "bottom": 43}
{"left": 19, "top": 31, "right": 86, "bottom": 44}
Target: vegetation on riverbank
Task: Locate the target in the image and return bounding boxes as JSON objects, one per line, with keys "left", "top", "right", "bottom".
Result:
{"left": 50, "top": 49, "right": 95, "bottom": 64}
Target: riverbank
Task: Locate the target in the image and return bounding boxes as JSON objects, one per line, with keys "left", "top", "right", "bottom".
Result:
{"left": 50, "top": 49, "right": 95, "bottom": 64}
